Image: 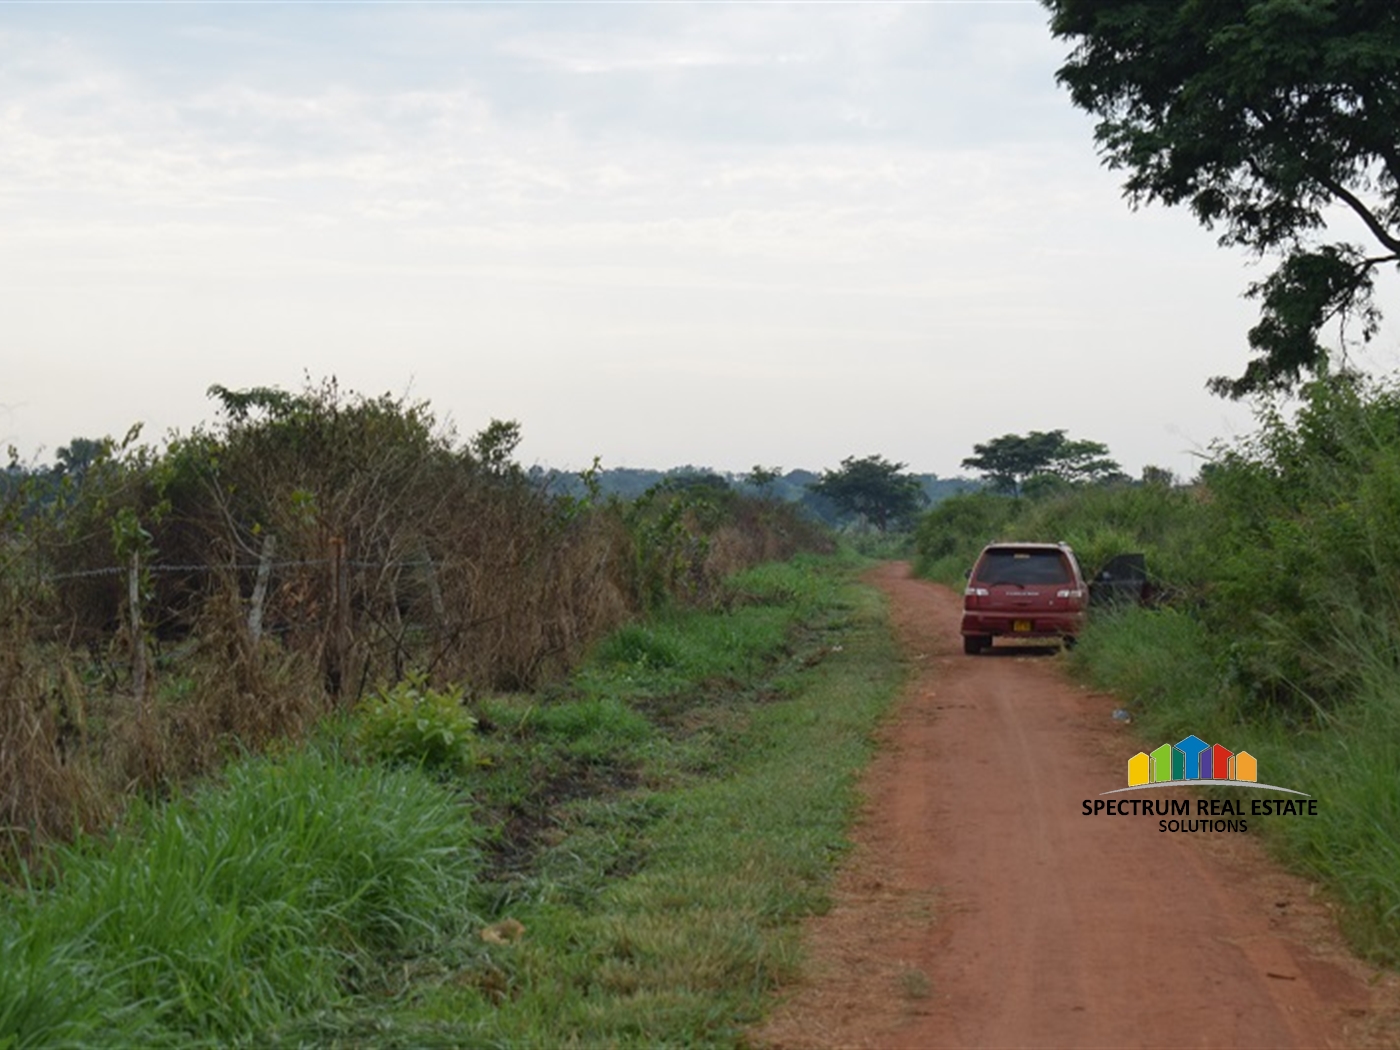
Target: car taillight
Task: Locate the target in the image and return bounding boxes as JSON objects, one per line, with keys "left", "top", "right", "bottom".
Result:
{"left": 1057, "top": 588, "right": 1085, "bottom": 606}
{"left": 965, "top": 587, "right": 989, "bottom": 597}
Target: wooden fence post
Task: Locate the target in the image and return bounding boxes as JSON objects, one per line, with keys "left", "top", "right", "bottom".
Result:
{"left": 326, "top": 536, "right": 350, "bottom": 700}
{"left": 247, "top": 533, "right": 276, "bottom": 644}
{"left": 420, "top": 541, "right": 446, "bottom": 628}
{"left": 128, "top": 551, "right": 147, "bottom": 708}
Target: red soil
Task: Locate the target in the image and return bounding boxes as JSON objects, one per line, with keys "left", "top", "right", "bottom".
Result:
{"left": 753, "top": 563, "right": 1400, "bottom": 1049}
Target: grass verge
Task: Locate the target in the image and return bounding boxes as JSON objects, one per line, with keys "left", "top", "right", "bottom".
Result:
{"left": 1, "top": 552, "right": 902, "bottom": 1047}
{"left": 335, "top": 551, "right": 901, "bottom": 1047}
{"left": 0, "top": 746, "right": 479, "bottom": 1048}
{"left": 1070, "top": 605, "right": 1400, "bottom": 967}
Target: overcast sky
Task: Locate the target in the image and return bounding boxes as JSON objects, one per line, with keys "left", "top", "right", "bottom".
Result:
{"left": 4, "top": 1, "right": 1392, "bottom": 479}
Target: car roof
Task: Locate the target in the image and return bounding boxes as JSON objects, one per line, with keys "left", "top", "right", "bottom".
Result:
{"left": 978, "top": 542, "right": 1072, "bottom": 552}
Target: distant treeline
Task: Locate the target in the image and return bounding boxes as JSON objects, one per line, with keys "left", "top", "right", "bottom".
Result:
{"left": 533, "top": 465, "right": 978, "bottom": 527}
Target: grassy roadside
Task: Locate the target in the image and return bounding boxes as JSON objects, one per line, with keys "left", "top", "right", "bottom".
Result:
{"left": 0, "top": 552, "right": 902, "bottom": 1047}
{"left": 1067, "top": 605, "right": 1400, "bottom": 967}
{"left": 335, "top": 551, "right": 902, "bottom": 1047}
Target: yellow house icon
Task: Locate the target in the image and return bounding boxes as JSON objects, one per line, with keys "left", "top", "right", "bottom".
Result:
{"left": 1127, "top": 752, "right": 1150, "bottom": 786}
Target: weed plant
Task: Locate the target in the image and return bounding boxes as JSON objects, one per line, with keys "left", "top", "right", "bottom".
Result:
{"left": 354, "top": 673, "right": 479, "bottom": 774}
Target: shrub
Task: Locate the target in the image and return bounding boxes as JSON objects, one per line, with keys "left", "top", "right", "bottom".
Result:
{"left": 913, "top": 491, "right": 1022, "bottom": 581}
{"left": 354, "top": 674, "right": 478, "bottom": 773}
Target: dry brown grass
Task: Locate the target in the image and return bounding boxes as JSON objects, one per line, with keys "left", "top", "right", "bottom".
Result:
{"left": 0, "top": 619, "right": 111, "bottom": 865}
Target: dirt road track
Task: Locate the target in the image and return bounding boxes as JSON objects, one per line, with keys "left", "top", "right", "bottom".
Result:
{"left": 754, "top": 563, "right": 1400, "bottom": 1049}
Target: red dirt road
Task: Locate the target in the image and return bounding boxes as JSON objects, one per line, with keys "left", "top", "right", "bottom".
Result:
{"left": 755, "top": 563, "right": 1400, "bottom": 1049}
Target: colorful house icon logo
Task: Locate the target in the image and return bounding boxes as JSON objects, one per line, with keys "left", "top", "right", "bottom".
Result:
{"left": 1127, "top": 734, "right": 1259, "bottom": 787}
{"left": 1097, "top": 733, "right": 1309, "bottom": 800}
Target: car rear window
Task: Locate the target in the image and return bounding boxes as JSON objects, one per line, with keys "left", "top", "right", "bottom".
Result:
{"left": 973, "top": 548, "right": 1072, "bottom": 586}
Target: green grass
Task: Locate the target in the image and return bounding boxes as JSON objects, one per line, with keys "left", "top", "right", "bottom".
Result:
{"left": 384, "top": 561, "right": 899, "bottom": 1047}
{"left": 0, "top": 746, "right": 480, "bottom": 1047}
{"left": 0, "top": 553, "right": 902, "bottom": 1047}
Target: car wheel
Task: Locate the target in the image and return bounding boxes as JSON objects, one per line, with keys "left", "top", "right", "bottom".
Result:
{"left": 963, "top": 635, "right": 989, "bottom": 655}
{"left": 1062, "top": 635, "right": 1077, "bottom": 651}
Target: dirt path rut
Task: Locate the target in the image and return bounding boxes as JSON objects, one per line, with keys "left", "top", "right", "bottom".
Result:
{"left": 754, "top": 562, "right": 1399, "bottom": 1049}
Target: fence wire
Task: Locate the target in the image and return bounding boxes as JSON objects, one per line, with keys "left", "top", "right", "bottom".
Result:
{"left": 40, "top": 559, "right": 438, "bottom": 583}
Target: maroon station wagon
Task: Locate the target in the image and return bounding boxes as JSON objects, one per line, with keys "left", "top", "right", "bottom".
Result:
{"left": 960, "top": 542, "right": 1087, "bottom": 655}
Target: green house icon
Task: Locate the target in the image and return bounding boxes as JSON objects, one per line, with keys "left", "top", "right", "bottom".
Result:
{"left": 1149, "top": 741, "right": 1182, "bottom": 782}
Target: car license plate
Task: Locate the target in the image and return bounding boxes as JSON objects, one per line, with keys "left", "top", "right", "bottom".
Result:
{"left": 1013, "top": 620, "right": 1032, "bottom": 633}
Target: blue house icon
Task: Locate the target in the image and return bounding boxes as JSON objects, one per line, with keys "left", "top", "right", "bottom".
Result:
{"left": 1174, "top": 734, "right": 1211, "bottom": 780}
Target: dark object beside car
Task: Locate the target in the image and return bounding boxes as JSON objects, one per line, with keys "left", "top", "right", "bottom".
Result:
{"left": 1088, "top": 553, "right": 1155, "bottom": 607}
{"left": 960, "top": 542, "right": 1087, "bottom": 655}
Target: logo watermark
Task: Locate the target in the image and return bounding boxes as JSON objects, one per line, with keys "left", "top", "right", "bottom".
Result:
{"left": 1082, "top": 734, "right": 1315, "bottom": 833}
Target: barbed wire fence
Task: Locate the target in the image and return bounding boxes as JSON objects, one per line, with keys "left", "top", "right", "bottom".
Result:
{"left": 14, "top": 536, "right": 464, "bottom": 705}
{"left": 42, "top": 559, "right": 435, "bottom": 582}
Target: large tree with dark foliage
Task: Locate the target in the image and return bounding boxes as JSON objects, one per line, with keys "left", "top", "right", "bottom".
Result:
{"left": 962, "top": 430, "right": 1122, "bottom": 494}
{"left": 1044, "top": 0, "right": 1400, "bottom": 397}
{"left": 809, "top": 455, "right": 928, "bottom": 531}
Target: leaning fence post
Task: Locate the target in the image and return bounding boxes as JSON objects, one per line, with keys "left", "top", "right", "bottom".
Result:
{"left": 128, "top": 551, "right": 147, "bottom": 707}
{"left": 420, "top": 540, "right": 446, "bottom": 628}
{"left": 247, "top": 533, "right": 276, "bottom": 644}
{"left": 325, "top": 536, "right": 350, "bottom": 700}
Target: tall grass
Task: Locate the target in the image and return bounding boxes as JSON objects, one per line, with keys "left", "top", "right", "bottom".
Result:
{"left": 1069, "top": 604, "right": 1400, "bottom": 964}
{"left": 913, "top": 481, "right": 1206, "bottom": 589}
{"left": 0, "top": 746, "right": 478, "bottom": 1047}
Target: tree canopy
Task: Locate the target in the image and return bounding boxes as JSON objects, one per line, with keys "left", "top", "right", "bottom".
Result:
{"left": 808, "top": 455, "right": 928, "bottom": 532}
{"left": 961, "top": 430, "right": 1122, "bottom": 494}
{"left": 1044, "top": 0, "right": 1400, "bottom": 397}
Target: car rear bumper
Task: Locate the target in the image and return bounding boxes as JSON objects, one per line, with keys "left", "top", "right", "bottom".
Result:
{"left": 961, "top": 611, "right": 1084, "bottom": 638}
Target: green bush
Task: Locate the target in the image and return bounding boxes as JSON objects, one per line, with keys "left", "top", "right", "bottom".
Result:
{"left": 913, "top": 491, "right": 1022, "bottom": 582}
{"left": 912, "top": 482, "right": 1207, "bottom": 589}
{"left": 1011, "top": 481, "right": 1208, "bottom": 588}
{"left": 1194, "top": 377, "right": 1400, "bottom": 711}
{"left": 1044, "top": 375, "right": 1400, "bottom": 964}
{"left": 354, "top": 674, "right": 479, "bottom": 773}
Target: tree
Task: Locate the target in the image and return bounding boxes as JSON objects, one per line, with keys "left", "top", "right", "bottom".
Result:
{"left": 470, "top": 418, "right": 523, "bottom": 476}
{"left": 54, "top": 437, "right": 109, "bottom": 480}
{"left": 809, "top": 455, "right": 927, "bottom": 531}
{"left": 961, "top": 430, "right": 1122, "bottom": 493}
{"left": 1141, "top": 464, "right": 1177, "bottom": 488}
{"left": 1048, "top": 437, "right": 1124, "bottom": 484}
{"left": 1044, "top": 0, "right": 1400, "bottom": 397}
{"left": 962, "top": 431, "right": 1068, "bottom": 494}
{"left": 746, "top": 464, "right": 782, "bottom": 493}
